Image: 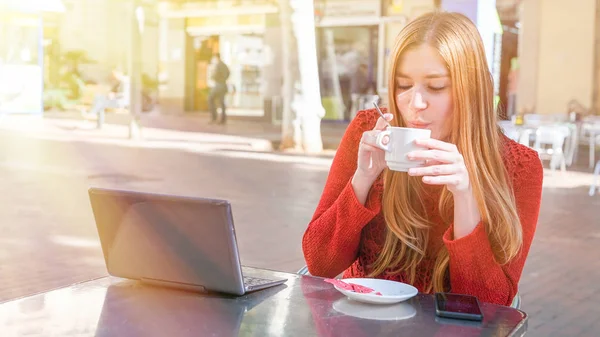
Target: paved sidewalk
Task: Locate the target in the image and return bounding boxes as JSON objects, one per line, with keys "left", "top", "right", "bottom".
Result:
{"left": 0, "top": 114, "right": 275, "bottom": 153}
{"left": 42, "top": 109, "right": 348, "bottom": 152}
{"left": 41, "top": 109, "right": 598, "bottom": 174}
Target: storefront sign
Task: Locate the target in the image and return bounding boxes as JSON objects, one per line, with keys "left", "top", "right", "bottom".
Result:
{"left": 186, "top": 14, "right": 266, "bottom": 35}
{"left": 384, "top": 0, "right": 436, "bottom": 17}
{"left": 315, "top": 0, "right": 380, "bottom": 18}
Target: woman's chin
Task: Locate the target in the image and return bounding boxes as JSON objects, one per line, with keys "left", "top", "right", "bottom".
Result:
{"left": 427, "top": 130, "right": 440, "bottom": 139}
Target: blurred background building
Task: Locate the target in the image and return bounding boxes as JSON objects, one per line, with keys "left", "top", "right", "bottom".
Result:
{"left": 125, "top": 0, "right": 600, "bottom": 123}
{"left": 156, "top": 0, "right": 279, "bottom": 120}
{"left": 516, "top": 0, "right": 600, "bottom": 118}
{"left": 1, "top": 0, "right": 599, "bottom": 122}
{"left": 0, "top": 0, "right": 65, "bottom": 115}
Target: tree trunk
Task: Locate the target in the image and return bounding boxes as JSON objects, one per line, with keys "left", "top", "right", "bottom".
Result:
{"left": 279, "top": 0, "right": 325, "bottom": 153}
{"left": 278, "top": 0, "right": 299, "bottom": 150}
{"left": 290, "top": 0, "right": 325, "bottom": 153}
{"left": 129, "top": 0, "right": 143, "bottom": 139}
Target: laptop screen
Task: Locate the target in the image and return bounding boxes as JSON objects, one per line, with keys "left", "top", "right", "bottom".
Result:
{"left": 89, "top": 189, "right": 243, "bottom": 293}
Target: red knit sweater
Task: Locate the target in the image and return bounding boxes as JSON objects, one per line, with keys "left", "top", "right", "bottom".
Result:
{"left": 302, "top": 109, "right": 544, "bottom": 306}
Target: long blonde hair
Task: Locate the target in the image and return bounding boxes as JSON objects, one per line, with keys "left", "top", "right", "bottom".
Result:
{"left": 369, "top": 12, "right": 522, "bottom": 293}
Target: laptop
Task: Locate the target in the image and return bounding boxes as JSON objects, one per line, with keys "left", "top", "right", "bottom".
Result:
{"left": 95, "top": 280, "right": 286, "bottom": 336}
{"left": 88, "top": 187, "right": 287, "bottom": 296}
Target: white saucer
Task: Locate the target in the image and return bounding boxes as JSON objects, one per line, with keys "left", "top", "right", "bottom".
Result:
{"left": 332, "top": 298, "right": 417, "bottom": 321}
{"left": 332, "top": 278, "right": 418, "bottom": 305}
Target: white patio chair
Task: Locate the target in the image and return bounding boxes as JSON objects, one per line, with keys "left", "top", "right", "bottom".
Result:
{"left": 563, "top": 124, "right": 579, "bottom": 167}
{"left": 533, "top": 125, "right": 570, "bottom": 172}
{"left": 523, "top": 114, "right": 555, "bottom": 127}
{"left": 518, "top": 128, "right": 534, "bottom": 147}
{"left": 297, "top": 265, "right": 310, "bottom": 276}
{"left": 581, "top": 121, "right": 600, "bottom": 168}
{"left": 498, "top": 121, "right": 519, "bottom": 141}
{"left": 590, "top": 160, "right": 600, "bottom": 196}
{"left": 548, "top": 113, "right": 569, "bottom": 123}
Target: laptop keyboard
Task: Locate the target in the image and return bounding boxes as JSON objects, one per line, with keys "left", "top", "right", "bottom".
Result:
{"left": 243, "top": 275, "right": 273, "bottom": 288}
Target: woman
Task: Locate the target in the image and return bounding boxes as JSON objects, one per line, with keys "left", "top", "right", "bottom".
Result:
{"left": 302, "top": 12, "right": 543, "bottom": 306}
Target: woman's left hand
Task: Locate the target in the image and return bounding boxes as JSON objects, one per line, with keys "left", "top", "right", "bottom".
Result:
{"left": 406, "top": 139, "right": 471, "bottom": 195}
{"left": 407, "top": 138, "right": 482, "bottom": 239}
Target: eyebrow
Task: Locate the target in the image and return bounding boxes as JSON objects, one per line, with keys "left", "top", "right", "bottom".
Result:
{"left": 396, "top": 73, "right": 449, "bottom": 79}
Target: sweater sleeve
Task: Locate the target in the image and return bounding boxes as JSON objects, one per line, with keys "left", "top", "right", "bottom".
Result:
{"left": 442, "top": 143, "right": 544, "bottom": 306}
{"left": 302, "top": 110, "right": 382, "bottom": 278}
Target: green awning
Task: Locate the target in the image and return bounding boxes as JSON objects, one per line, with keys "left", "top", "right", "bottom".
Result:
{"left": 493, "top": 8, "right": 503, "bottom": 34}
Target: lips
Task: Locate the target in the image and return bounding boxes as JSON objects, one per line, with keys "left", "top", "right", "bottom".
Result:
{"left": 407, "top": 121, "right": 431, "bottom": 128}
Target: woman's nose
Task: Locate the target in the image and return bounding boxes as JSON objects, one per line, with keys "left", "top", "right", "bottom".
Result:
{"left": 409, "top": 90, "right": 427, "bottom": 111}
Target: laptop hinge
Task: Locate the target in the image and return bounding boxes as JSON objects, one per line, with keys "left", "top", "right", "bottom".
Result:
{"left": 140, "top": 277, "right": 207, "bottom": 293}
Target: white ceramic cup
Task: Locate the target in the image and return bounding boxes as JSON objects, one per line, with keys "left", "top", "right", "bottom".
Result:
{"left": 375, "top": 126, "right": 432, "bottom": 172}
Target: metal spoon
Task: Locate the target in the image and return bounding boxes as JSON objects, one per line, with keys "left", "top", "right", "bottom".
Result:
{"left": 372, "top": 100, "right": 390, "bottom": 127}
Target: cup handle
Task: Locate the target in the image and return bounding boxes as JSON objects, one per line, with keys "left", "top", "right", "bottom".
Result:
{"left": 375, "top": 129, "right": 392, "bottom": 152}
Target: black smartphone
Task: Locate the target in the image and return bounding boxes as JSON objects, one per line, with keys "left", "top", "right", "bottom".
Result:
{"left": 434, "top": 292, "right": 484, "bottom": 321}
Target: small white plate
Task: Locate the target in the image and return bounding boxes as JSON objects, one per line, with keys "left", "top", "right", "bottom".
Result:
{"left": 332, "top": 298, "right": 417, "bottom": 321}
{"left": 332, "top": 278, "right": 418, "bottom": 305}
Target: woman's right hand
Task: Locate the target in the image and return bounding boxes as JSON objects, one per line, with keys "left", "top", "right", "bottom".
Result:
{"left": 351, "top": 113, "right": 393, "bottom": 204}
